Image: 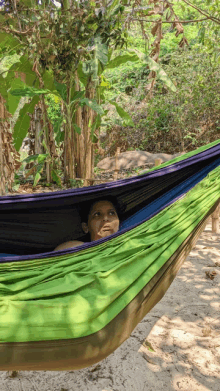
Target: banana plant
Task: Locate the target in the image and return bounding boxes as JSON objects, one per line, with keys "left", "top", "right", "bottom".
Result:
{"left": 0, "top": 0, "right": 179, "bottom": 186}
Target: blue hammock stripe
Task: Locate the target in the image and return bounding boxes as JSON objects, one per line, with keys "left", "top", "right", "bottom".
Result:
{"left": 120, "top": 157, "right": 220, "bottom": 230}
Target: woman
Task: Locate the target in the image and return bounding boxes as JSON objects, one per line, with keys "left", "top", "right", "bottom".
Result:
{"left": 54, "top": 198, "right": 120, "bottom": 251}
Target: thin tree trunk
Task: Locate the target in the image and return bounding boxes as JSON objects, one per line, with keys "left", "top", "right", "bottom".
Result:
{"left": 82, "top": 83, "right": 95, "bottom": 187}
{"left": 0, "top": 94, "right": 5, "bottom": 195}
{"left": 34, "top": 106, "right": 43, "bottom": 154}
{"left": 0, "top": 121, "right": 4, "bottom": 196}
{"left": 63, "top": 121, "right": 68, "bottom": 182}
{"left": 75, "top": 72, "right": 84, "bottom": 178}
{"left": 0, "top": 94, "right": 20, "bottom": 194}
{"left": 41, "top": 97, "right": 56, "bottom": 183}
{"left": 63, "top": 93, "right": 75, "bottom": 182}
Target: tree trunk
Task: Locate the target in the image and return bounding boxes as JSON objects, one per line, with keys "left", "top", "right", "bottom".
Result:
{"left": 0, "top": 94, "right": 5, "bottom": 195}
{"left": 63, "top": 90, "right": 75, "bottom": 182}
{"left": 34, "top": 106, "right": 43, "bottom": 154}
{"left": 0, "top": 120, "right": 4, "bottom": 196}
{"left": 63, "top": 75, "right": 96, "bottom": 186}
{"left": 75, "top": 73, "right": 84, "bottom": 179}
{"left": 82, "top": 83, "right": 95, "bottom": 187}
{"left": 41, "top": 97, "right": 56, "bottom": 183}
{"left": 0, "top": 94, "right": 19, "bottom": 195}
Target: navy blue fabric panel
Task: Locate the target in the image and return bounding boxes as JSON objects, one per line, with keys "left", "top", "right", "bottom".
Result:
{"left": 0, "top": 254, "right": 16, "bottom": 258}
{"left": 120, "top": 158, "right": 220, "bottom": 230}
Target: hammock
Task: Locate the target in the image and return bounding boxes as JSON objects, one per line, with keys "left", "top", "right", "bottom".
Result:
{"left": 0, "top": 140, "right": 219, "bottom": 370}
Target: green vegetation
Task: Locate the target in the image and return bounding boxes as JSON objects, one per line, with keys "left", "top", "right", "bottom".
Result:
{"left": 99, "top": 0, "right": 220, "bottom": 154}
{"left": 0, "top": 0, "right": 219, "bottom": 192}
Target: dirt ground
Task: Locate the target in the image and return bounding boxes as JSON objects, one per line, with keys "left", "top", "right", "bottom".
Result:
{"left": 0, "top": 220, "right": 219, "bottom": 391}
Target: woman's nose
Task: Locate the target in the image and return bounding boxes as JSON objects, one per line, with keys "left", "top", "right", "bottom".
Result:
{"left": 103, "top": 214, "right": 109, "bottom": 221}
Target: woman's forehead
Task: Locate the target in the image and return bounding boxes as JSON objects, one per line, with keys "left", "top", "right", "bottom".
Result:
{"left": 90, "top": 200, "right": 115, "bottom": 212}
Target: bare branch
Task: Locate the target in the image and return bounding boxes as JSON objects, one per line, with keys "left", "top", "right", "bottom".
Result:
{"left": 12, "top": 0, "right": 22, "bottom": 32}
{"left": 181, "top": 0, "right": 220, "bottom": 25}
{"left": 0, "top": 24, "right": 33, "bottom": 36}
{"left": 132, "top": 17, "right": 210, "bottom": 24}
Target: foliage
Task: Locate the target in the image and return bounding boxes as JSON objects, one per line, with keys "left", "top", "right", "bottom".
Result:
{"left": 0, "top": 1, "right": 137, "bottom": 155}
{"left": 45, "top": 94, "right": 64, "bottom": 143}
{"left": 22, "top": 153, "right": 62, "bottom": 186}
{"left": 0, "top": 0, "right": 220, "bottom": 190}
{"left": 108, "top": 46, "right": 220, "bottom": 154}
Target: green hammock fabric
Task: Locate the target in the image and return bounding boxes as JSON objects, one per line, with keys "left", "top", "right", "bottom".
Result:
{"left": 0, "top": 164, "right": 219, "bottom": 344}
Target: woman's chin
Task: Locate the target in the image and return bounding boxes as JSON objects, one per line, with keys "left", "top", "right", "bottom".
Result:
{"left": 99, "top": 230, "right": 112, "bottom": 238}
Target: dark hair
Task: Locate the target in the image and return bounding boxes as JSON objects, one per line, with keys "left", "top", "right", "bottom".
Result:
{"left": 80, "top": 196, "right": 122, "bottom": 223}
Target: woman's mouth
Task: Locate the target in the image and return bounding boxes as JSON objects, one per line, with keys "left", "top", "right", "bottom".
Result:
{"left": 102, "top": 225, "right": 112, "bottom": 232}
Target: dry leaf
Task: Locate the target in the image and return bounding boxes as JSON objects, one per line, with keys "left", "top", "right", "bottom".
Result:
{"left": 90, "top": 364, "right": 101, "bottom": 372}
{"left": 142, "top": 352, "right": 156, "bottom": 365}
{"left": 7, "top": 371, "right": 19, "bottom": 378}
{"left": 143, "top": 339, "right": 155, "bottom": 352}
{"left": 151, "top": 21, "right": 162, "bottom": 37}
{"left": 173, "top": 19, "right": 184, "bottom": 37}
{"left": 179, "top": 37, "right": 189, "bottom": 48}
{"left": 205, "top": 270, "right": 217, "bottom": 280}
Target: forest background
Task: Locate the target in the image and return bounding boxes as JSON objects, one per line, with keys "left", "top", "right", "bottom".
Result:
{"left": 0, "top": 0, "right": 219, "bottom": 194}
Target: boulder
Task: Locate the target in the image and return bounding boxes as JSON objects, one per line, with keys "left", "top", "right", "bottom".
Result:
{"left": 97, "top": 150, "right": 179, "bottom": 171}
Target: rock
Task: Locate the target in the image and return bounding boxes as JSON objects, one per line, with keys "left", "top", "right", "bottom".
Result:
{"left": 97, "top": 150, "right": 179, "bottom": 171}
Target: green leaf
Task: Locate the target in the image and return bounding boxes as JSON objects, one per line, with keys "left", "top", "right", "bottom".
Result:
{"left": 0, "top": 32, "right": 21, "bottom": 52}
{"left": 107, "top": 0, "right": 120, "bottom": 16}
{"left": 0, "top": 60, "right": 23, "bottom": 106}
{"left": 94, "top": 38, "right": 108, "bottom": 66}
{"left": 132, "top": 50, "right": 177, "bottom": 92}
{"left": 51, "top": 169, "right": 62, "bottom": 186}
{"left": 106, "top": 54, "right": 139, "bottom": 69}
{"left": 81, "top": 38, "right": 108, "bottom": 79}
{"left": 21, "top": 0, "right": 33, "bottom": 7}
{"left": 54, "top": 117, "right": 64, "bottom": 143}
{"left": 8, "top": 78, "right": 25, "bottom": 115}
{"left": 77, "top": 62, "right": 88, "bottom": 86}
{"left": 10, "top": 55, "right": 37, "bottom": 87}
{"left": 91, "top": 133, "right": 98, "bottom": 143}
{"left": 198, "top": 27, "right": 206, "bottom": 45}
{"left": 91, "top": 114, "right": 101, "bottom": 142}
{"left": 80, "top": 98, "right": 104, "bottom": 115}
{"left": 42, "top": 70, "right": 55, "bottom": 91}
{"left": 143, "top": 340, "right": 155, "bottom": 352}
{"left": 83, "top": 58, "right": 99, "bottom": 79}
{"left": 13, "top": 96, "right": 40, "bottom": 151}
{"left": 71, "top": 90, "right": 85, "bottom": 103}
{"left": 23, "top": 154, "right": 48, "bottom": 164}
{"left": 73, "top": 123, "right": 81, "bottom": 134}
{"left": 33, "top": 161, "right": 45, "bottom": 187}
{"left": 10, "top": 86, "right": 51, "bottom": 97}
{"left": 110, "top": 101, "right": 134, "bottom": 126}
{"left": 33, "top": 170, "right": 42, "bottom": 187}
{"left": 54, "top": 80, "right": 67, "bottom": 101}
{"left": 148, "top": 57, "right": 177, "bottom": 92}
{"left": 0, "top": 75, "right": 10, "bottom": 102}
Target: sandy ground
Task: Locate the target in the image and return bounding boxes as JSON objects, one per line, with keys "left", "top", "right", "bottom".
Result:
{"left": 0, "top": 220, "right": 219, "bottom": 391}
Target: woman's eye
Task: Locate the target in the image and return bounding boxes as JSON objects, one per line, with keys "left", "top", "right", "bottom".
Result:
{"left": 109, "top": 211, "right": 116, "bottom": 216}
{"left": 93, "top": 212, "right": 100, "bottom": 217}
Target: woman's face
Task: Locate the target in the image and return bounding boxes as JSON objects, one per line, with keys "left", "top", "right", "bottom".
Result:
{"left": 82, "top": 200, "right": 120, "bottom": 241}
